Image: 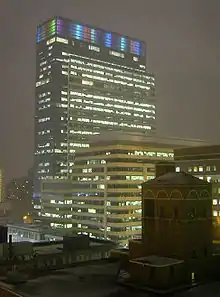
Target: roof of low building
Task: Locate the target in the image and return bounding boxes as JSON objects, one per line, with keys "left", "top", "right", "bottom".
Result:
{"left": 144, "top": 171, "right": 209, "bottom": 186}
{"left": 130, "top": 255, "right": 183, "bottom": 267}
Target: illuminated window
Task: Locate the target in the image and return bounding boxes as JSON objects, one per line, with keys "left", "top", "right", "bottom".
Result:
{"left": 213, "top": 199, "right": 218, "bottom": 205}
{"left": 109, "top": 50, "right": 124, "bottom": 58}
{"left": 83, "top": 168, "right": 92, "bottom": 173}
{"left": 56, "top": 37, "right": 68, "bottom": 44}
{"left": 88, "top": 45, "right": 100, "bottom": 52}
{"left": 131, "top": 176, "right": 144, "bottom": 181}
{"left": 88, "top": 209, "right": 96, "bottom": 214}
{"left": 176, "top": 167, "right": 180, "bottom": 172}
{"left": 188, "top": 167, "right": 192, "bottom": 172}
{"left": 82, "top": 80, "right": 93, "bottom": 86}
{"left": 207, "top": 176, "right": 211, "bottom": 182}
{"left": 65, "top": 224, "right": 72, "bottom": 228}
{"left": 65, "top": 200, "right": 72, "bottom": 204}
{"left": 213, "top": 210, "right": 218, "bottom": 217}
{"left": 47, "top": 37, "right": 56, "bottom": 45}
{"left": 206, "top": 166, "right": 211, "bottom": 171}
{"left": 193, "top": 167, "right": 198, "bottom": 172}
{"left": 199, "top": 166, "right": 203, "bottom": 172}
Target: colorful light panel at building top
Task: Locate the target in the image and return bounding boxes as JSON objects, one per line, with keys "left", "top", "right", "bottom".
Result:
{"left": 68, "top": 22, "right": 143, "bottom": 56}
{"left": 104, "top": 32, "right": 112, "bottom": 48}
{"left": 69, "top": 23, "right": 99, "bottom": 44}
{"left": 130, "top": 40, "right": 140, "bottom": 55}
{"left": 104, "top": 32, "right": 141, "bottom": 55}
{"left": 57, "top": 18, "right": 63, "bottom": 35}
{"left": 37, "top": 18, "right": 145, "bottom": 57}
{"left": 36, "top": 19, "right": 56, "bottom": 43}
{"left": 120, "top": 36, "right": 127, "bottom": 52}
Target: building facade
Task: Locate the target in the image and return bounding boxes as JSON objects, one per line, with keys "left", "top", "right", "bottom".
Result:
{"left": 174, "top": 145, "right": 220, "bottom": 241}
{"left": 34, "top": 16, "right": 156, "bottom": 206}
{"left": 40, "top": 133, "right": 207, "bottom": 247}
{"left": 128, "top": 162, "right": 213, "bottom": 291}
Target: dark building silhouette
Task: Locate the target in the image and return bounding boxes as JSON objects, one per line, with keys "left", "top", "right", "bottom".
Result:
{"left": 142, "top": 168, "right": 212, "bottom": 259}
{"left": 174, "top": 145, "right": 220, "bottom": 243}
{"left": 0, "top": 226, "right": 7, "bottom": 244}
{"left": 126, "top": 162, "right": 214, "bottom": 292}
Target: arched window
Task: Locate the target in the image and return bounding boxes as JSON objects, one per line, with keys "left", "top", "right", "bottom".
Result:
{"left": 187, "top": 190, "right": 199, "bottom": 199}
{"left": 170, "top": 190, "right": 182, "bottom": 199}
{"left": 157, "top": 190, "right": 168, "bottom": 198}
{"left": 144, "top": 190, "right": 154, "bottom": 199}
{"left": 200, "top": 190, "right": 210, "bottom": 198}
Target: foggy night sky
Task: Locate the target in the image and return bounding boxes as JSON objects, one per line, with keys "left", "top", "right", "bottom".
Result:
{"left": 1, "top": 0, "right": 220, "bottom": 183}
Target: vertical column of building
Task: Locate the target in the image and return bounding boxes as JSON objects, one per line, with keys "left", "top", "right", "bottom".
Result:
{"left": 0, "top": 169, "right": 4, "bottom": 202}
{"left": 34, "top": 23, "right": 69, "bottom": 211}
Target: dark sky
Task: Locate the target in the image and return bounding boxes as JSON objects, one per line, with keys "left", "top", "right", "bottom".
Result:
{"left": 1, "top": 0, "right": 220, "bottom": 183}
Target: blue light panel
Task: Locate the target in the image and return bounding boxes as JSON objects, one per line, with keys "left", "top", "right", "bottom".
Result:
{"left": 66, "top": 19, "right": 145, "bottom": 57}
{"left": 105, "top": 32, "right": 112, "bottom": 48}
{"left": 135, "top": 41, "right": 140, "bottom": 55}
{"left": 75, "top": 24, "right": 83, "bottom": 40}
{"left": 120, "top": 37, "right": 127, "bottom": 52}
{"left": 130, "top": 40, "right": 141, "bottom": 56}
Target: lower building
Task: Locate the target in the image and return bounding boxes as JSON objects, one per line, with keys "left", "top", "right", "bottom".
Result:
{"left": 40, "top": 132, "right": 206, "bottom": 247}
{"left": 125, "top": 162, "right": 214, "bottom": 292}
{"left": 174, "top": 145, "right": 220, "bottom": 241}
{"left": 7, "top": 223, "right": 65, "bottom": 243}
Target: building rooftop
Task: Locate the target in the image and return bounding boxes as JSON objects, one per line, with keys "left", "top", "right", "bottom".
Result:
{"left": 145, "top": 171, "right": 209, "bottom": 186}
{"left": 9, "top": 263, "right": 120, "bottom": 297}
{"left": 33, "top": 240, "right": 111, "bottom": 256}
{"left": 130, "top": 255, "right": 183, "bottom": 267}
{"left": 34, "top": 244, "right": 63, "bottom": 255}
{"left": 174, "top": 144, "right": 220, "bottom": 160}
{"left": 7, "top": 223, "right": 42, "bottom": 231}
{"left": 87, "top": 132, "right": 208, "bottom": 149}
{"left": 38, "top": 16, "right": 146, "bottom": 46}
{"left": 3, "top": 262, "right": 220, "bottom": 297}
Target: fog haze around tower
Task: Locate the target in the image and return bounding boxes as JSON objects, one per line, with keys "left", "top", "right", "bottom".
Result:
{"left": 1, "top": 0, "right": 220, "bottom": 183}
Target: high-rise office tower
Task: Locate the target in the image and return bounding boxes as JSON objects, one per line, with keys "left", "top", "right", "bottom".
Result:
{"left": 34, "top": 16, "right": 156, "bottom": 205}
